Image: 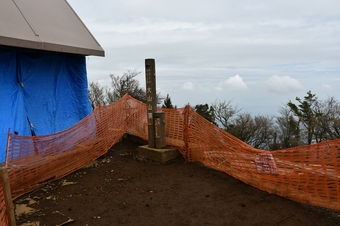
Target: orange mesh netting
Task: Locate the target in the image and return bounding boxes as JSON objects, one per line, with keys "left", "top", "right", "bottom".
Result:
{"left": 3, "top": 94, "right": 340, "bottom": 216}
{"left": 181, "top": 106, "right": 340, "bottom": 210}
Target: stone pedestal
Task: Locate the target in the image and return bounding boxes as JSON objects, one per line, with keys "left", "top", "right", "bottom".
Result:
{"left": 137, "top": 145, "right": 180, "bottom": 164}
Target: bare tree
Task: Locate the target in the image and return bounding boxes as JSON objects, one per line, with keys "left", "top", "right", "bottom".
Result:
{"left": 314, "top": 96, "right": 340, "bottom": 141}
{"left": 211, "top": 99, "right": 241, "bottom": 130}
{"left": 105, "top": 86, "right": 115, "bottom": 105}
{"left": 228, "top": 113, "right": 254, "bottom": 144}
{"left": 109, "top": 70, "right": 146, "bottom": 102}
{"left": 88, "top": 82, "right": 106, "bottom": 109}
{"left": 228, "top": 113, "right": 276, "bottom": 150}
{"left": 252, "top": 115, "right": 276, "bottom": 149}
{"left": 109, "top": 70, "right": 163, "bottom": 104}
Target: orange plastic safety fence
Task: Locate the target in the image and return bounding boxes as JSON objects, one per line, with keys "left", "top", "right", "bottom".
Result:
{"left": 3, "top": 94, "right": 340, "bottom": 218}
{"left": 183, "top": 105, "right": 340, "bottom": 210}
{"left": 5, "top": 95, "right": 133, "bottom": 200}
{"left": 6, "top": 112, "right": 99, "bottom": 200}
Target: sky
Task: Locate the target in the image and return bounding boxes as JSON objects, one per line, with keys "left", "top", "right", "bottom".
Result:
{"left": 68, "top": 0, "right": 340, "bottom": 116}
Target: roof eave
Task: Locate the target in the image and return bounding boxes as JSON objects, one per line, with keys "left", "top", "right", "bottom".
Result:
{"left": 0, "top": 36, "right": 105, "bottom": 57}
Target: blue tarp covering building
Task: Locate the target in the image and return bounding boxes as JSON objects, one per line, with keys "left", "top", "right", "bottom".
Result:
{"left": 0, "top": 47, "right": 93, "bottom": 161}
{"left": 0, "top": 0, "right": 105, "bottom": 161}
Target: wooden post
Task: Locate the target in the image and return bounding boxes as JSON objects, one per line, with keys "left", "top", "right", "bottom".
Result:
{"left": 145, "top": 59, "right": 157, "bottom": 148}
{"left": 154, "top": 112, "right": 166, "bottom": 149}
{"left": 0, "top": 167, "right": 16, "bottom": 226}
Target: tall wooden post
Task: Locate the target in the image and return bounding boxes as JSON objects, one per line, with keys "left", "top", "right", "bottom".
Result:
{"left": 138, "top": 58, "right": 179, "bottom": 163}
{"left": 145, "top": 59, "right": 157, "bottom": 148}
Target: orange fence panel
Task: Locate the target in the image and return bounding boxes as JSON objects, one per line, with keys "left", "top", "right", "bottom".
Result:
{"left": 6, "top": 112, "right": 102, "bottom": 199}
{"left": 3, "top": 94, "right": 340, "bottom": 215}
{"left": 182, "top": 105, "right": 340, "bottom": 210}
{"left": 5, "top": 95, "right": 135, "bottom": 200}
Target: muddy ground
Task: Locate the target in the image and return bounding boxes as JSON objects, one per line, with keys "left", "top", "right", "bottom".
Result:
{"left": 14, "top": 135, "right": 340, "bottom": 226}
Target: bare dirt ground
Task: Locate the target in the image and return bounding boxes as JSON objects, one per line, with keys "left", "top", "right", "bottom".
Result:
{"left": 14, "top": 135, "right": 340, "bottom": 226}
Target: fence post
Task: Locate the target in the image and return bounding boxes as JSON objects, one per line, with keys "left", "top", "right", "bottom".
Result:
{"left": 0, "top": 167, "right": 16, "bottom": 226}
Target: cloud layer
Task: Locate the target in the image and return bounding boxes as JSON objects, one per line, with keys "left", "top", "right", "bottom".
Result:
{"left": 265, "top": 75, "right": 303, "bottom": 94}
{"left": 68, "top": 0, "right": 340, "bottom": 115}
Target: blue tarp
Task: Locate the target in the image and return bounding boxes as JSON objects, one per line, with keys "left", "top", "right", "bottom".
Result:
{"left": 0, "top": 47, "right": 92, "bottom": 161}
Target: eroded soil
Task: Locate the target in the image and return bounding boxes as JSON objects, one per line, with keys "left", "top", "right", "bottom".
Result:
{"left": 15, "top": 135, "right": 340, "bottom": 226}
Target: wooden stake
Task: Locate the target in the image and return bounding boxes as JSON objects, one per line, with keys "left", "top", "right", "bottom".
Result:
{"left": 0, "top": 167, "right": 16, "bottom": 226}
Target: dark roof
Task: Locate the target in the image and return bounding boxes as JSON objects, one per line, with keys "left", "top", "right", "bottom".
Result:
{"left": 0, "top": 0, "right": 104, "bottom": 56}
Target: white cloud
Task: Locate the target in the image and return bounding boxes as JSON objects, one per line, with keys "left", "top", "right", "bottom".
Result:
{"left": 217, "top": 75, "right": 248, "bottom": 91}
{"left": 265, "top": 75, "right": 303, "bottom": 94}
{"left": 182, "top": 81, "right": 194, "bottom": 90}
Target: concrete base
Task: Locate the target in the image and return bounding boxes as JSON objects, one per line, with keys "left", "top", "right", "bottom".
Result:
{"left": 137, "top": 145, "right": 181, "bottom": 164}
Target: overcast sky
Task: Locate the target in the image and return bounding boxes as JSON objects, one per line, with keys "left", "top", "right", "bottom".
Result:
{"left": 68, "top": 0, "right": 340, "bottom": 116}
